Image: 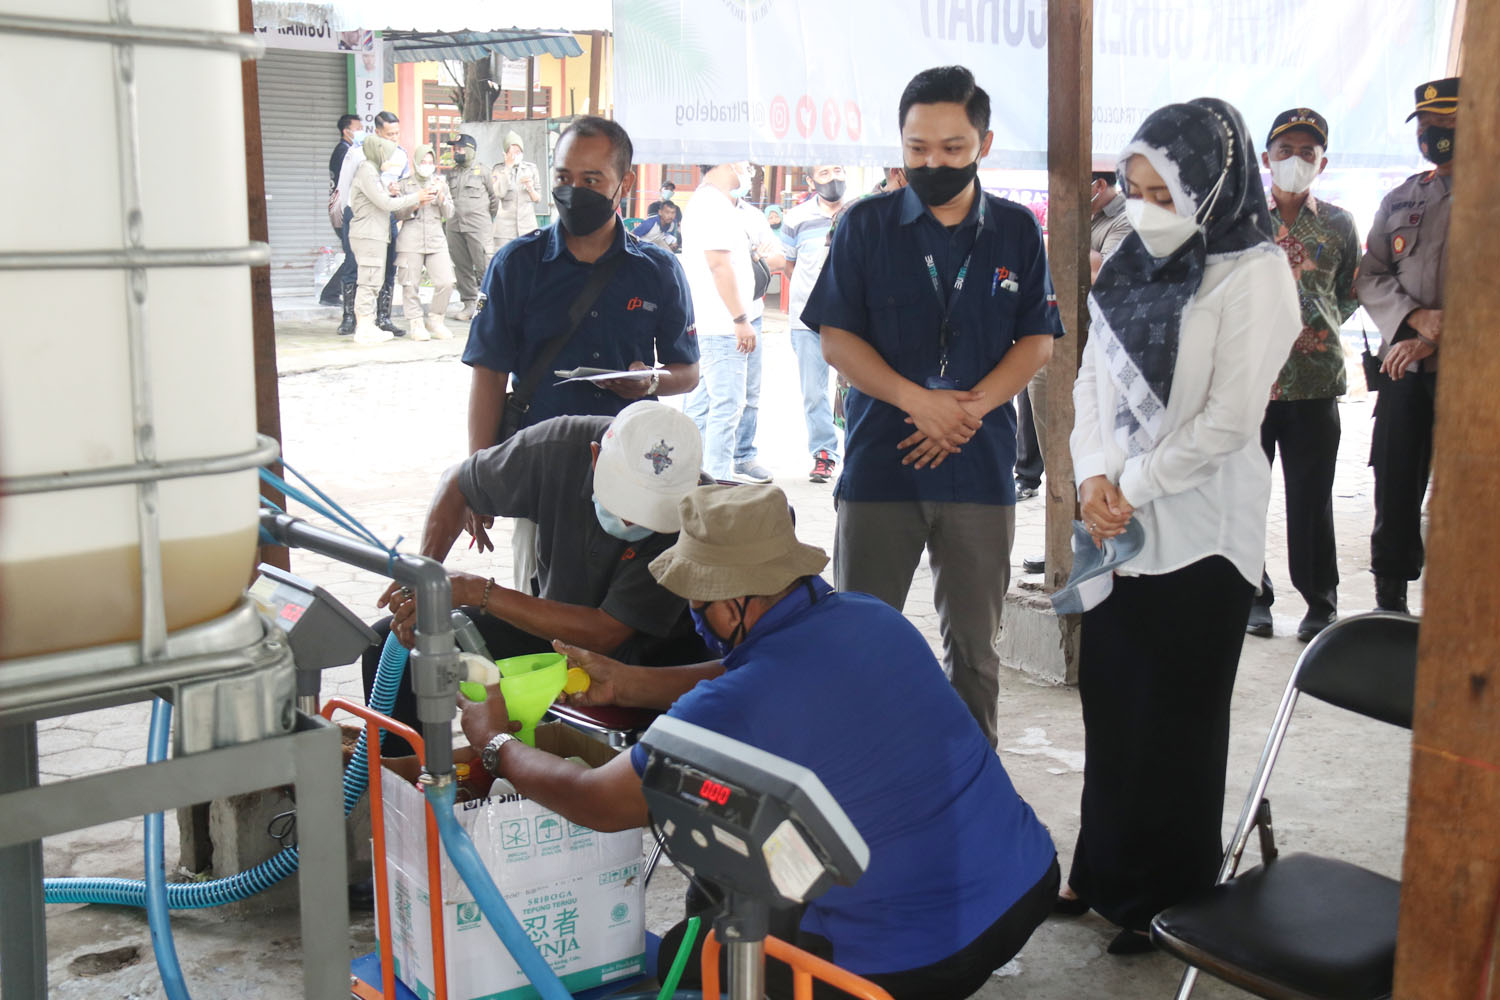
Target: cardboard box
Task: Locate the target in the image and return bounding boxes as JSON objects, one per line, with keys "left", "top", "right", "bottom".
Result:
{"left": 378, "top": 724, "right": 647, "bottom": 1000}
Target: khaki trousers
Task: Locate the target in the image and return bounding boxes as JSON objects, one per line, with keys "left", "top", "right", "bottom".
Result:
{"left": 395, "top": 249, "right": 456, "bottom": 322}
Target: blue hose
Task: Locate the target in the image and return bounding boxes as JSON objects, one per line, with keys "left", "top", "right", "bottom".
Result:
{"left": 43, "top": 631, "right": 409, "bottom": 908}
{"left": 425, "top": 779, "right": 572, "bottom": 1000}
{"left": 144, "top": 698, "right": 191, "bottom": 1000}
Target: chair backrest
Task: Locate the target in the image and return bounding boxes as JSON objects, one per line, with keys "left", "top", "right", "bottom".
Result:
{"left": 1293, "top": 612, "right": 1419, "bottom": 730}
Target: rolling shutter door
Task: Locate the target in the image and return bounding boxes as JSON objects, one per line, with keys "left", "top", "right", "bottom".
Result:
{"left": 256, "top": 49, "right": 346, "bottom": 301}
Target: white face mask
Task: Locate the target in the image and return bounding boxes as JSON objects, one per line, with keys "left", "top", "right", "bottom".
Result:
{"left": 416, "top": 162, "right": 435, "bottom": 179}
{"left": 1268, "top": 155, "right": 1319, "bottom": 195}
{"left": 731, "top": 167, "right": 752, "bottom": 199}
{"left": 1125, "top": 199, "right": 1202, "bottom": 258}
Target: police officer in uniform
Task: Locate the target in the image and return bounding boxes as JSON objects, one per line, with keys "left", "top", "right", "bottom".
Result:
{"left": 446, "top": 133, "right": 499, "bottom": 320}
{"left": 1355, "top": 77, "right": 1459, "bottom": 614}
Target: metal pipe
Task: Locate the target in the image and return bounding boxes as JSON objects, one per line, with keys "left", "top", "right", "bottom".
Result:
{"left": 0, "top": 12, "right": 262, "bottom": 58}
{"left": 0, "top": 244, "right": 271, "bottom": 272}
{"left": 258, "top": 511, "right": 460, "bottom": 776}
{"left": 108, "top": 0, "right": 169, "bottom": 664}
{"left": 0, "top": 434, "right": 280, "bottom": 495}
{"left": 726, "top": 941, "right": 765, "bottom": 1000}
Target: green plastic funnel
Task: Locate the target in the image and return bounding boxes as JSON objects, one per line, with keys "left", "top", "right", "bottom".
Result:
{"left": 495, "top": 652, "right": 567, "bottom": 746}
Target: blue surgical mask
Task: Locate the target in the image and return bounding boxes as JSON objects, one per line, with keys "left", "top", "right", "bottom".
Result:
{"left": 593, "top": 496, "right": 653, "bottom": 542}
{"left": 691, "top": 600, "right": 747, "bottom": 659}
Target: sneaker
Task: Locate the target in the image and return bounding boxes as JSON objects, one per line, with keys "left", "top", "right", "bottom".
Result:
{"left": 457, "top": 300, "right": 476, "bottom": 321}
{"left": 1016, "top": 482, "right": 1040, "bottom": 501}
{"left": 426, "top": 315, "right": 453, "bottom": 340}
{"left": 809, "top": 450, "right": 836, "bottom": 484}
{"left": 409, "top": 321, "right": 431, "bottom": 342}
{"left": 733, "top": 461, "right": 773, "bottom": 484}
{"left": 1022, "top": 556, "right": 1045, "bottom": 574}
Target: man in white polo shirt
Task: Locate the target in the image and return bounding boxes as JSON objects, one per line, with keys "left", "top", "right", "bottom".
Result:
{"left": 680, "top": 161, "right": 758, "bottom": 481}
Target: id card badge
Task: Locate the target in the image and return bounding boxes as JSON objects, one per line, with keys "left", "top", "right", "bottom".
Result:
{"left": 924, "top": 375, "right": 960, "bottom": 390}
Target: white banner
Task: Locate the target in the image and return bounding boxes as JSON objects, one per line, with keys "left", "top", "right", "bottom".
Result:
{"left": 348, "top": 29, "right": 384, "bottom": 131}
{"left": 614, "top": 0, "right": 1454, "bottom": 167}
{"left": 253, "top": 19, "right": 341, "bottom": 51}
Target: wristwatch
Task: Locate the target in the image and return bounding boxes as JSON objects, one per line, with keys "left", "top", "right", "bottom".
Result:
{"left": 646, "top": 371, "right": 661, "bottom": 395}
{"left": 480, "top": 731, "right": 520, "bottom": 776}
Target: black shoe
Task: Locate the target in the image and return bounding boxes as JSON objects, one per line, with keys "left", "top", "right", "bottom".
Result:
{"left": 1107, "top": 930, "right": 1157, "bottom": 955}
{"left": 1246, "top": 602, "right": 1273, "bottom": 638}
{"left": 348, "top": 875, "right": 375, "bottom": 912}
{"left": 1022, "top": 556, "right": 1046, "bottom": 574}
{"left": 337, "top": 280, "right": 356, "bottom": 335}
{"left": 1297, "top": 609, "right": 1336, "bottom": 642}
{"left": 1016, "top": 482, "right": 1040, "bottom": 501}
{"left": 1375, "top": 577, "right": 1409, "bottom": 614}
{"left": 1053, "top": 894, "right": 1089, "bottom": 916}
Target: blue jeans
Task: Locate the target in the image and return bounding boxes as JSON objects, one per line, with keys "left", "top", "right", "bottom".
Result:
{"left": 791, "top": 325, "right": 840, "bottom": 459}
{"left": 685, "top": 321, "right": 761, "bottom": 478}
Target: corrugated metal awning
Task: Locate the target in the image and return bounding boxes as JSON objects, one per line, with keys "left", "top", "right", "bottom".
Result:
{"left": 379, "top": 29, "right": 582, "bottom": 63}
{"left": 251, "top": 1, "right": 609, "bottom": 33}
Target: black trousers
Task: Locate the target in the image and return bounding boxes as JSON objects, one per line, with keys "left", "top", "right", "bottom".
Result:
{"left": 660, "top": 858, "right": 1059, "bottom": 1000}
{"left": 1370, "top": 371, "right": 1437, "bottom": 581}
{"left": 1256, "top": 398, "right": 1340, "bottom": 615}
{"left": 359, "top": 611, "right": 709, "bottom": 756}
{"left": 1069, "top": 557, "right": 1253, "bottom": 931}
{"left": 1014, "top": 387, "right": 1044, "bottom": 489}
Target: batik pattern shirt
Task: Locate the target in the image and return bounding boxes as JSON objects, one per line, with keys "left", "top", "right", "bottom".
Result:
{"left": 1267, "top": 194, "right": 1360, "bottom": 400}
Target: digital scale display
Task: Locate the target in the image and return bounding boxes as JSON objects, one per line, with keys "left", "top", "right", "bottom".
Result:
{"left": 670, "top": 761, "right": 756, "bottom": 828}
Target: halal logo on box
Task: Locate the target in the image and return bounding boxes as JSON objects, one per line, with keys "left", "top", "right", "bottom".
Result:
{"left": 456, "top": 902, "right": 484, "bottom": 929}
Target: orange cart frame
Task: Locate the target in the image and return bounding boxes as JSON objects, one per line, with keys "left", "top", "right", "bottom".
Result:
{"left": 322, "top": 697, "right": 450, "bottom": 1000}
{"left": 700, "top": 930, "right": 896, "bottom": 1000}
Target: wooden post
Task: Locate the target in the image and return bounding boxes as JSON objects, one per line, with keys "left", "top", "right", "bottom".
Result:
{"left": 1393, "top": 8, "right": 1499, "bottom": 997}
{"left": 587, "top": 30, "right": 602, "bottom": 117}
{"left": 1042, "top": 0, "right": 1090, "bottom": 671}
{"left": 525, "top": 57, "right": 535, "bottom": 120}
{"left": 239, "top": 0, "right": 287, "bottom": 572}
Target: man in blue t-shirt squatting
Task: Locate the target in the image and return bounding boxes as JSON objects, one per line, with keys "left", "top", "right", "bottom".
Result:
{"left": 458, "top": 484, "right": 1059, "bottom": 1000}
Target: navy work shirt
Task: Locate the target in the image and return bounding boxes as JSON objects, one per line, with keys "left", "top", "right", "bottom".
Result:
{"left": 800, "top": 184, "right": 1064, "bottom": 505}
{"left": 630, "top": 577, "right": 1056, "bottom": 974}
{"left": 462, "top": 220, "right": 698, "bottom": 428}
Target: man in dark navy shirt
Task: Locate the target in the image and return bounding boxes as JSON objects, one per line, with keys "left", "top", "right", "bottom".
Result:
{"left": 462, "top": 116, "right": 700, "bottom": 578}
{"left": 802, "top": 66, "right": 1064, "bottom": 746}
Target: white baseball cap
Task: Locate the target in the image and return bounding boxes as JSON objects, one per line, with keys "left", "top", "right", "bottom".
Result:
{"left": 592, "top": 401, "right": 703, "bottom": 534}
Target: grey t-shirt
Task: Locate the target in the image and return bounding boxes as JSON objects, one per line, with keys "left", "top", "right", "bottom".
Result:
{"left": 456, "top": 415, "right": 694, "bottom": 662}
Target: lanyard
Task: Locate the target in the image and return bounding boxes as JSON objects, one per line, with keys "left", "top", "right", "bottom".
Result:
{"left": 921, "top": 195, "right": 986, "bottom": 376}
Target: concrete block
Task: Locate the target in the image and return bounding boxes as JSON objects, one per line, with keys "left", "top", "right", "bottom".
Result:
{"left": 999, "top": 584, "right": 1079, "bottom": 686}
{"left": 209, "top": 786, "right": 301, "bottom": 914}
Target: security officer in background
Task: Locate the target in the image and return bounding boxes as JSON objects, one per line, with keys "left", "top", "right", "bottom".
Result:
{"left": 447, "top": 133, "right": 499, "bottom": 320}
{"left": 1355, "top": 77, "right": 1458, "bottom": 614}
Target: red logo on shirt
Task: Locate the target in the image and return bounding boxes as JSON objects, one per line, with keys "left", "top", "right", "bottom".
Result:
{"left": 626, "top": 297, "right": 644, "bottom": 311}
{"left": 1392, "top": 234, "right": 1407, "bottom": 255}
{"left": 621, "top": 548, "right": 637, "bottom": 561}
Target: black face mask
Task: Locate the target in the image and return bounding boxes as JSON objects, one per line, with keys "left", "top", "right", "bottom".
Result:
{"left": 553, "top": 183, "right": 620, "bottom": 236}
{"left": 454, "top": 151, "right": 470, "bottom": 165}
{"left": 1419, "top": 125, "right": 1455, "bottom": 165}
{"left": 905, "top": 160, "right": 979, "bottom": 207}
{"left": 814, "top": 178, "right": 846, "bottom": 202}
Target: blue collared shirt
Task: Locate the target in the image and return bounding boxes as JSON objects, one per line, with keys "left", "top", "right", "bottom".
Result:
{"left": 800, "top": 184, "right": 1065, "bottom": 505}
{"left": 462, "top": 220, "right": 698, "bottom": 428}
{"left": 629, "top": 576, "right": 1056, "bottom": 974}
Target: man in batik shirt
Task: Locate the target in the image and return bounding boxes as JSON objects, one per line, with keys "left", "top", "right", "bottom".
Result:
{"left": 1246, "top": 108, "right": 1360, "bottom": 643}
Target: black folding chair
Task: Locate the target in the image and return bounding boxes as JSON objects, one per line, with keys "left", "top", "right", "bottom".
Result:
{"left": 1150, "top": 611, "right": 1420, "bottom": 1000}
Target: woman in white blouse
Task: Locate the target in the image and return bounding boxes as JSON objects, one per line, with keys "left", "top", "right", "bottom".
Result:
{"left": 1056, "top": 98, "right": 1301, "bottom": 954}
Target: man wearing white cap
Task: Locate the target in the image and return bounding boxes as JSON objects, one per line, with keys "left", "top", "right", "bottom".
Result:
{"left": 461, "top": 483, "right": 1058, "bottom": 999}
{"left": 365, "top": 402, "right": 709, "bottom": 751}
{"left": 492, "top": 129, "right": 542, "bottom": 252}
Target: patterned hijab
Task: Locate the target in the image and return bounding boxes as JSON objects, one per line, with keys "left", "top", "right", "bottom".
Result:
{"left": 1089, "top": 98, "right": 1276, "bottom": 457}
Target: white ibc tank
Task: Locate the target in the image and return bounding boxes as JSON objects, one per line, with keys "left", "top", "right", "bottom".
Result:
{"left": 0, "top": 0, "right": 258, "bottom": 658}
